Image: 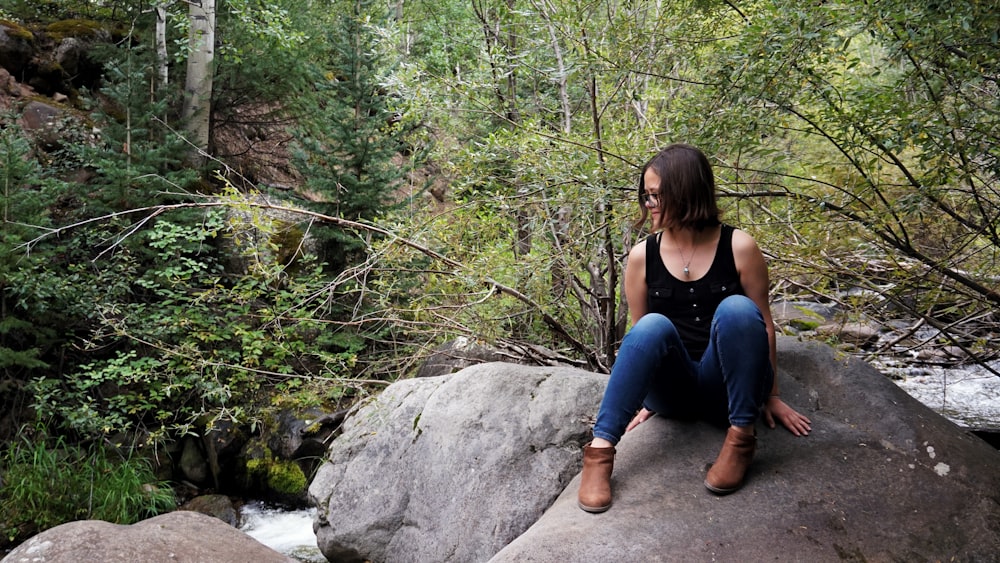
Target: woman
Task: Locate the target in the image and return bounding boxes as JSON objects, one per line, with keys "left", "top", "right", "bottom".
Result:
{"left": 578, "top": 143, "right": 811, "bottom": 513}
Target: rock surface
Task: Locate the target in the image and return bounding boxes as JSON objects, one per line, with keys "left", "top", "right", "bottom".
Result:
{"left": 0, "top": 22, "right": 33, "bottom": 77}
{"left": 496, "top": 337, "right": 1000, "bottom": 562}
{"left": 310, "top": 336, "right": 1000, "bottom": 562}
{"left": 414, "top": 336, "right": 511, "bottom": 378}
{"left": 308, "top": 363, "right": 607, "bottom": 563}
{"left": 178, "top": 494, "right": 240, "bottom": 528}
{"left": 0, "top": 510, "right": 294, "bottom": 563}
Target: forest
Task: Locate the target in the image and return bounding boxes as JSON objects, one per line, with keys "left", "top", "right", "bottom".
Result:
{"left": 1, "top": 0, "right": 998, "bottom": 546}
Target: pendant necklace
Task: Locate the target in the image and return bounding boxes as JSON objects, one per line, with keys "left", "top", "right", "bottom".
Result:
{"left": 677, "top": 243, "right": 695, "bottom": 278}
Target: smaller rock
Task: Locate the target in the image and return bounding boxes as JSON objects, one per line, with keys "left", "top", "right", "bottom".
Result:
{"left": 0, "top": 511, "right": 294, "bottom": 563}
{"left": 0, "top": 68, "right": 19, "bottom": 96}
{"left": 54, "top": 38, "right": 85, "bottom": 80}
{"left": 204, "top": 418, "right": 248, "bottom": 461}
{"left": 942, "top": 345, "right": 966, "bottom": 359}
{"left": 19, "top": 101, "right": 66, "bottom": 150}
{"left": 179, "top": 436, "right": 209, "bottom": 485}
{"left": 179, "top": 494, "right": 240, "bottom": 528}
{"left": 0, "top": 22, "right": 35, "bottom": 76}
{"left": 916, "top": 348, "right": 948, "bottom": 362}
{"left": 817, "top": 320, "right": 880, "bottom": 347}
{"left": 415, "top": 336, "right": 509, "bottom": 378}
{"left": 239, "top": 440, "right": 309, "bottom": 504}
{"left": 268, "top": 407, "right": 333, "bottom": 460}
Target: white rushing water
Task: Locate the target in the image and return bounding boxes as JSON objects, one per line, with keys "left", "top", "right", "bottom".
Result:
{"left": 870, "top": 358, "right": 1000, "bottom": 430}
{"left": 240, "top": 501, "right": 325, "bottom": 563}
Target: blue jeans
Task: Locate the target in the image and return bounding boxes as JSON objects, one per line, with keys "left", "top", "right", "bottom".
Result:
{"left": 592, "top": 295, "right": 773, "bottom": 445}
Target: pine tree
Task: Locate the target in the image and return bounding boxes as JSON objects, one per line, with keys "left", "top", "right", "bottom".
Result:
{"left": 0, "top": 123, "right": 65, "bottom": 407}
{"left": 292, "top": 0, "right": 413, "bottom": 270}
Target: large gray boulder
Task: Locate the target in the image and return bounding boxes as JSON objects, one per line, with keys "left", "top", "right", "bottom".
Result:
{"left": 310, "top": 337, "right": 1000, "bottom": 562}
{"left": 308, "top": 363, "right": 606, "bottom": 563}
{"left": 0, "top": 510, "right": 294, "bottom": 563}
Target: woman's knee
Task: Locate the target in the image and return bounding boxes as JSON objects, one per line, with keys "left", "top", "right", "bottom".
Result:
{"left": 713, "top": 296, "right": 765, "bottom": 333}
{"left": 718, "top": 294, "right": 758, "bottom": 313}
{"left": 622, "top": 313, "right": 679, "bottom": 348}
{"left": 632, "top": 313, "right": 677, "bottom": 336}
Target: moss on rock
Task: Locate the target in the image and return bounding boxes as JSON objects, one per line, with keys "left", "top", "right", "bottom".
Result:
{"left": 45, "top": 19, "right": 104, "bottom": 41}
{"left": 265, "top": 459, "right": 307, "bottom": 495}
{"left": 243, "top": 445, "right": 308, "bottom": 497}
{"left": 1, "top": 20, "right": 35, "bottom": 42}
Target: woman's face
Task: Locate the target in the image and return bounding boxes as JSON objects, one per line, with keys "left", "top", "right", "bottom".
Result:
{"left": 642, "top": 168, "right": 663, "bottom": 230}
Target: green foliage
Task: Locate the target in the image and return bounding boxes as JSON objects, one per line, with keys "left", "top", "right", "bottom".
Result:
{"left": 0, "top": 429, "right": 175, "bottom": 546}
{"left": 28, "top": 197, "right": 365, "bottom": 440}
{"left": 404, "top": 0, "right": 481, "bottom": 80}
{"left": 290, "top": 0, "right": 424, "bottom": 268}
{"left": 210, "top": 0, "right": 322, "bottom": 107}
{"left": 1, "top": 0, "right": 388, "bottom": 443}
{"left": 221, "top": 0, "right": 308, "bottom": 62}
{"left": 0, "top": 121, "right": 94, "bottom": 418}
{"left": 699, "top": 0, "right": 1000, "bottom": 331}
{"left": 359, "top": 0, "right": 1000, "bottom": 374}
{"left": 2, "top": 0, "right": 392, "bottom": 459}
{"left": 3, "top": 90, "right": 198, "bottom": 433}
{"left": 384, "top": 0, "right": 677, "bottom": 366}
{"left": 2, "top": 3, "right": 135, "bottom": 38}
{"left": 7, "top": 0, "right": 1000, "bottom": 481}
{"left": 70, "top": 43, "right": 196, "bottom": 217}
{"left": 1, "top": 125, "right": 50, "bottom": 378}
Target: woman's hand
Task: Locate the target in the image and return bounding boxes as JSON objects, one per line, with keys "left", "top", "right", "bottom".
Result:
{"left": 763, "top": 396, "right": 812, "bottom": 436}
{"left": 626, "top": 408, "right": 654, "bottom": 432}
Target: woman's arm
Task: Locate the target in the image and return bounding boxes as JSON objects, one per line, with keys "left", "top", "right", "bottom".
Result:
{"left": 623, "top": 240, "right": 649, "bottom": 326}
{"left": 733, "top": 229, "right": 812, "bottom": 436}
{"left": 732, "top": 230, "right": 777, "bottom": 379}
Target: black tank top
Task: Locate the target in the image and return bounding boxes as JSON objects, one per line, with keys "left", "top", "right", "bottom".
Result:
{"left": 644, "top": 225, "right": 744, "bottom": 360}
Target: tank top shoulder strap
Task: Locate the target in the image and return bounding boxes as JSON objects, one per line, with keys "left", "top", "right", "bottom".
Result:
{"left": 714, "top": 224, "right": 737, "bottom": 278}
{"left": 645, "top": 233, "right": 669, "bottom": 285}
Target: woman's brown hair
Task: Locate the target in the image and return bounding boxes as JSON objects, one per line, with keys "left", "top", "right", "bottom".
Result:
{"left": 635, "top": 143, "right": 721, "bottom": 232}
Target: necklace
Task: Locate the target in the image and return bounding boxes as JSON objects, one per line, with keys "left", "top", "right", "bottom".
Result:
{"left": 677, "top": 243, "right": 695, "bottom": 278}
{"left": 663, "top": 230, "right": 699, "bottom": 278}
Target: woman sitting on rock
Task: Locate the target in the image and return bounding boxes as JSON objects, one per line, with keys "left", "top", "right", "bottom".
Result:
{"left": 578, "top": 143, "right": 812, "bottom": 513}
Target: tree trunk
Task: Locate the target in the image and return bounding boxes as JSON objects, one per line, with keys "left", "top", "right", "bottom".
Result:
{"left": 181, "top": 0, "right": 215, "bottom": 166}
{"left": 534, "top": 0, "right": 570, "bottom": 134}
{"left": 504, "top": 0, "right": 520, "bottom": 124}
{"left": 154, "top": 4, "right": 168, "bottom": 90}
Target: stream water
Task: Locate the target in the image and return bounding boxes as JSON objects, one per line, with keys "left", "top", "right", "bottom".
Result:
{"left": 239, "top": 501, "right": 325, "bottom": 563}
{"left": 873, "top": 357, "right": 1000, "bottom": 432}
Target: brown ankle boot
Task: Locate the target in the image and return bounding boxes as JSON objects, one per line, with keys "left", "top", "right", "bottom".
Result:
{"left": 578, "top": 443, "right": 615, "bottom": 513}
{"left": 705, "top": 427, "right": 756, "bottom": 495}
